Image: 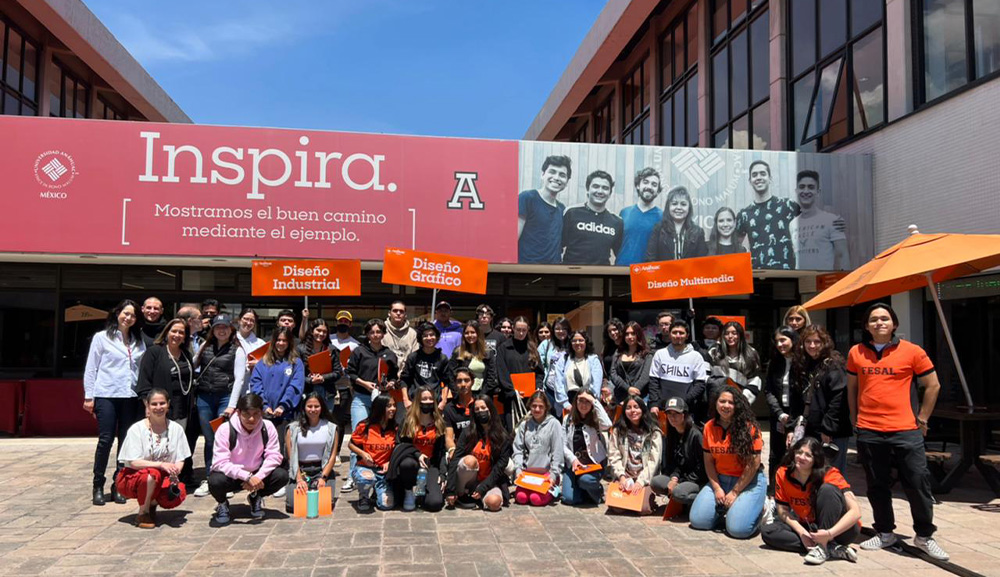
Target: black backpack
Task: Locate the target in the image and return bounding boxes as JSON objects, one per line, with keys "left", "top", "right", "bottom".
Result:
{"left": 228, "top": 421, "right": 269, "bottom": 450}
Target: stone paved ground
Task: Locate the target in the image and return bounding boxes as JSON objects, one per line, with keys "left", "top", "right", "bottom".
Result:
{"left": 2, "top": 435, "right": 1000, "bottom": 577}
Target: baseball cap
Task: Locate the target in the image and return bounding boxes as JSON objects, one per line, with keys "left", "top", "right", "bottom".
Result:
{"left": 211, "top": 313, "right": 234, "bottom": 328}
{"left": 435, "top": 301, "right": 451, "bottom": 311}
{"left": 336, "top": 310, "right": 353, "bottom": 322}
{"left": 664, "top": 397, "right": 688, "bottom": 413}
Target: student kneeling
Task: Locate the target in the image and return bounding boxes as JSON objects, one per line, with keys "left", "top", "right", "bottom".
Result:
{"left": 115, "top": 388, "right": 191, "bottom": 528}
{"left": 209, "top": 393, "right": 288, "bottom": 525}
{"left": 445, "top": 395, "right": 512, "bottom": 511}
{"left": 762, "top": 437, "right": 860, "bottom": 565}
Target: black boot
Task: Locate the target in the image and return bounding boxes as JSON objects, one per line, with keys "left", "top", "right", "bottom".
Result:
{"left": 111, "top": 483, "right": 126, "bottom": 504}
{"left": 92, "top": 485, "right": 106, "bottom": 506}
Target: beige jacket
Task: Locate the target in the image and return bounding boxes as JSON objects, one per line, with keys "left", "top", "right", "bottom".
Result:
{"left": 608, "top": 427, "right": 663, "bottom": 487}
{"left": 383, "top": 319, "right": 418, "bottom": 367}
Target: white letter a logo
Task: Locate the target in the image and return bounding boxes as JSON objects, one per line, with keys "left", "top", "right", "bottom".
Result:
{"left": 446, "top": 172, "right": 485, "bottom": 210}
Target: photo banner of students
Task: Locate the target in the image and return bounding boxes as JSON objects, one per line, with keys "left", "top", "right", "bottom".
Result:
{"left": 517, "top": 141, "right": 874, "bottom": 272}
{"left": 381, "top": 247, "right": 489, "bottom": 294}
{"left": 629, "top": 252, "right": 754, "bottom": 302}
{"left": 251, "top": 259, "right": 362, "bottom": 296}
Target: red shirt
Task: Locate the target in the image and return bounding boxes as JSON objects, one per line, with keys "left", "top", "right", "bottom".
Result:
{"left": 412, "top": 424, "right": 438, "bottom": 459}
{"left": 471, "top": 439, "right": 492, "bottom": 482}
{"left": 702, "top": 418, "right": 763, "bottom": 477}
{"left": 775, "top": 466, "right": 859, "bottom": 526}
{"left": 847, "top": 339, "right": 934, "bottom": 432}
{"left": 351, "top": 421, "right": 397, "bottom": 467}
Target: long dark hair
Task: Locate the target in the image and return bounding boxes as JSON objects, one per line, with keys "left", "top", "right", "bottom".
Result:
{"left": 664, "top": 410, "right": 695, "bottom": 461}
{"left": 567, "top": 391, "right": 601, "bottom": 430}
{"left": 602, "top": 318, "right": 624, "bottom": 359}
{"left": 709, "top": 321, "right": 761, "bottom": 378}
{"left": 618, "top": 321, "right": 650, "bottom": 358}
{"left": 512, "top": 316, "right": 541, "bottom": 369}
{"left": 613, "top": 394, "right": 658, "bottom": 440}
{"left": 302, "top": 318, "right": 332, "bottom": 355}
{"left": 769, "top": 326, "right": 800, "bottom": 365}
{"left": 790, "top": 324, "right": 845, "bottom": 393}
{"left": 263, "top": 327, "right": 299, "bottom": 365}
{"left": 296, "top": 392, "right": 334, "bottom": 436}
{"left": 550, "top": 317, "right": 572, "bottom": 352}
{"left": 106, "top": 299, "right": 140, "bottom": 343}
{"left": 568, "top": 330, "right": 595, "bottom": 359}
{"left": 197, "top": 317, "right": 236, "bottom": 365}
{"left": 365, "top": 393, "right": 397, "bottom": 435}
{"left": 460, "top": 394, "right": 508, "bottom": 453}
{"left": 781, "top": 436, "right": 830, "bottom": 516}
{"left": 710, "top": 386, "right": 759, "bottom": 468}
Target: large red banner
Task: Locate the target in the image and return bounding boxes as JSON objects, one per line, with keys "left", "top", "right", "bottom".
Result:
{"left": 0, "top": 117, "right": 519, "bottom": 262}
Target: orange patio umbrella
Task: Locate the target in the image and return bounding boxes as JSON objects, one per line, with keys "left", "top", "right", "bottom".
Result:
{"left": 804, "top": 226, "right": 1000, "bottom": 411}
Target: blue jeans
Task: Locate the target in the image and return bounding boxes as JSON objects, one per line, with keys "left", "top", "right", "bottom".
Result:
{"left": 349, "top": 392, "right": 373, "bottom": 474}
{"left": 689, "top": 471, "right": 767, "bottom": 539}
{"left": 829, "top": 437, "right": 849, "bottom": 477}
{"left": 196, "top": 391, "right": 229, "bottom": 472}
{"left": 562, "top": 465, "right": 605, "bottom": 505}
{"left": 353, "top": 465, "right": 394, "bottom": 510}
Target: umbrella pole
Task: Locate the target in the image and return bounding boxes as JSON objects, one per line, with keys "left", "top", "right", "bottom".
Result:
{"left": 924, "top": 273, "right": 975, "bottom": 412}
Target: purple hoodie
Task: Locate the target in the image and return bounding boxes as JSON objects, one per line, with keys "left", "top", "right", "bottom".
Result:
{"left": 211, "top": 414, "right": 282, "bottom": 481}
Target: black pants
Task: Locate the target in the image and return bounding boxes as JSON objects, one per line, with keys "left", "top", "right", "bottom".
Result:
{"left": 857, "top": 428, "right": 936, "bottom": 537}
{"left": 761, "top": 483, "right": 861, "bottom": 551}
{"left": 92, "top": 397, "right": 139, "bottom": 487}
{"left": 768, "top": 418, "right": 787, "bottom": 496}
{"left": 208, "top": 468, "right": 289, "bottom": 503}
{"left": 393, "top": 458, "right": 444, "bottom": 512}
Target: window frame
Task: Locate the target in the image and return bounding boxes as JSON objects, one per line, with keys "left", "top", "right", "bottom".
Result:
{"left": 658, "top": 2, "right": 700, "bottom": 147}
{"left": 0, "top": 15, "right": 41, "bottom": 116}
{"left": 50, "top": 58, "right": 91, "bottom": 119}
{"left": 709, "top": 0, "right": 770, "bottom": 150}
{"left": 914, "top": 0, "right": 1000, "bottom": 107}
{"left": 621, "top": 56, "right": 651, "bottom": 145}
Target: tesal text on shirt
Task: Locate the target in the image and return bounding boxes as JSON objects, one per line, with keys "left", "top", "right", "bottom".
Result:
{"left": 860, "top": 366, "right": 896, "bottom": 375}
{"left": 647, "top": 274, "right": 735, "bottom": 289}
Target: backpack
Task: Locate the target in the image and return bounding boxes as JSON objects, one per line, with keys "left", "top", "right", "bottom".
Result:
{"left": 228, "top": 421, "right": 269, "bottom": 450}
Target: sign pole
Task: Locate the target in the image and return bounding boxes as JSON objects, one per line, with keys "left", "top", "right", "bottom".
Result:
{"left": 431, "top": 288, "right": 438, "bottom": 317}
{"left": 305, "top": 295, "right": 309, "bottom": 314}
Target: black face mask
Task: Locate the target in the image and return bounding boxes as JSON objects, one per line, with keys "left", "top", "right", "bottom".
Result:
{"left": 336, "top": 324, "right": 349, "bottom": 334}
{"left": 474, "top": 411, "right": 490, "bottom": 424}
{"left": 419, "top": 403, "right": 434, "bottom": 414}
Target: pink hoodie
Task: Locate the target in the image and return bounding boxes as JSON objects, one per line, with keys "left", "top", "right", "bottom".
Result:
{"left": 211, "top": 414, "right": 282, "bottom": 482}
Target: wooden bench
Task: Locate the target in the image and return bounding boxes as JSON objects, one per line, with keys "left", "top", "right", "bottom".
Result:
{"left": 979, "top": 455, "right": 1000, "bottom": 496}
{"left": 925, "top": 452, "right": 952, "bottom": 497}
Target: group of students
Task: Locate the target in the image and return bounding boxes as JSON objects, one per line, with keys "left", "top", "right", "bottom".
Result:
{"left": 83, "top": 297, "right": 949, "bottom": 565}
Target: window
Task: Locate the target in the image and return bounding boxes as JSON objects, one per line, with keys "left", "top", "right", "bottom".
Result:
{"left": 789, "top": 0, "right": 885, "bottom": 151}
{"left": 659, "top": 2, "right": 699, "bottom": 147}
{"left": 49, "top": 59, "right": 90, "bottom": 118}
{"left": 1, "top": 17, "right": 40, "bottom": 116}
{"left": 918, "top": 0, "right": 1000, "bottom": 104}
{"left": 594, "top": 96, "right": 615, "bottom": 144}
{"left": 98, "top": 96, "right": 126, "bottom": 121}
{"left": 710, "top": 1, "right": 770, "bottom": 150}
{"left": 621, "top": 58, "right": 650, "bottom": 144}
{"left": 570, "top": 121, "right": 588, "bottom": 143}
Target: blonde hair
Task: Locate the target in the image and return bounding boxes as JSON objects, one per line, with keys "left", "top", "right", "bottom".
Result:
{"left": 400, "top": 386, "right": 445, "bottom": 439}
{"left": 783, "top": 305, "right": 811, "bottom": 328}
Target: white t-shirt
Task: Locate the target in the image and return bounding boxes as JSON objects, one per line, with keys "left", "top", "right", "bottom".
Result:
{"left": 331, "top": 335, "right": 360, "bottom": 352}
{"left": 118, "top": 420, "right": 192, "bottom": 465}
{"left": 790, "top": 210, "right": 846, "bottom": 271}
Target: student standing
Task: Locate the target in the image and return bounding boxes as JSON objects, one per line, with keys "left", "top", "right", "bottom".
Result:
{"left": 192, "top": 314, "right": 240, "bottom": 497}
{"left": 763, "top": 326, "right": 800, "bottom": 494}
{"left": 476, "top": 305, "right": 507, "bottom": 355}
{"left": 248, "top": 327, "right": 305, "bottom": 467}
{"left": 443, "top": 367, "right": 476, "bottom": 459}
{"left": 446, "top": 321, "right": 497, "bottom": 396}
{"left": 445, "top": 395, "right": 512, "bottom": 511}
{"left": 601, "top": 318, "right": 624, "bottom": 376}
{"left": 384, "top": 300, "right": 418, "bottom": 368}
{"left": 648, "top": 320, "right": 709, "bottom": 419}
{"left": 227, "top": 308, "right": 263, "bottom": 417}
{"left": 551, "top": 330, "right": 603, "bottom": 416}
{"left": 707, "top": 321, "right": 763, "bottom": 404}
{"left": 562, "top": 390, "right": 612, "bottom": 506}
{"left": 296, "top": 318, "right": 342, "bottom": 409}
{"left": 344, "top": 319, "right": 397, "bottom": 492}
{"left": 790, "top": 325, "right": 851, "bottom": 473}
{"left": 511, "top": 392, "right": 564, "bottom": 506}
{"left": 849, "top": 303, "right": 947, "bottom": 560}
{"left": 433, "top": 302, "right": 464, "bottom": 358}
{"left": 607, "top": 394, "right": 662, "bottom": 515}
{"left": 400, "top": 322, "right": 449, "bottom": 407}
{"left": 83, "top": 300, "right": 145, "bottom": 506}
{"left": 495, "top": 317, "right": 542, "bottom": 430}
{"left": 610, "top": 321, "right": 653, "bottom": 405}
{"left": 539, "top": 318, "right": 571, "bottom": 411}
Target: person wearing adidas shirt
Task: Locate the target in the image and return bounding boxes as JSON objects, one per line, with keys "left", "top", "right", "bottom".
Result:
{"left": 848, "top": 303, "right": 947, "bottom": 561}
{"left": 762, "top": 437, "right": 861, "bottom": 565}
{"left": 561, "top": 170, "right": 624, "bottom": 265}
{"left": 648, "top": 320, "right": 708, "bottom": 420}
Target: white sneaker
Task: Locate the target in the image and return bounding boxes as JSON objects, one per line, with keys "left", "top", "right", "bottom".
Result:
{"left": 762, "top": 497, "right": 775, "bottom": 525}
{"left": 193, "top": 480, "right": 211, "bottom": 497}
{"left": 273, "top": 486, "right": 286, "bottom": 498}
{"left": 914, "top": 536, "right": 950, "bottom": 561}
{"left": 804, "top": 545, "right": 828, "bottom": 565}
{"left": 829, "top": 543, "right": 858, "bottom": 563}
{"left": 341, "top": 477, "right": 355, "bottom": 492}
{"left": 860, "top": 532, "right": 897, "bottom": 550}
{"left": 226, "top": 492, "right": 234, "bottom": 498}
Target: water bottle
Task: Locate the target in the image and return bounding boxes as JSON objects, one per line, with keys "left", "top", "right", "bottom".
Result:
{"left": 414, "top": 468, "right": 428, "bottom": 497}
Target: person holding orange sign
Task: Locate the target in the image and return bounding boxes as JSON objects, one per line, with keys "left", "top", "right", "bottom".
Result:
{"left": 296, "top": 318, "right": 342, "bottom": 410}
{"left": 495, "top": 317, "right": 542, "bottom": 432}
{"left": 512, "top": 391, "right": 564, "bottom": 507}
{"left": 562, "top": 390, "right": 612, "bottom": 506}
{"left": 607, "top": 394, "right": 662, "bottom": 515}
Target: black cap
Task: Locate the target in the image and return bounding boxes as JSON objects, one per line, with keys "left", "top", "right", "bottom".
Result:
{"left": 435, "top": 301, "right": 451, "bottom": 310}
{"left": 211, "top": 313, "right": 234, "bottom": 328}
{"left": 664, "top": 397, "right": 688, "bottom": 413}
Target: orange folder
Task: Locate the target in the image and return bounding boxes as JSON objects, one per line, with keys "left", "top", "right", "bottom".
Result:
{"left": 338, "top": 347, "right": 351, "bottom": 369}
{"left": 247, "top": 342, "right": 270, "bottom": 362}
{"left": 657, "top": 411, "right": 668, "bottom": 435}
{"left": 307, "top": 350, "right": 333, "bottom": 375}
{"left": 514, "top": 471, "right": 551, "bottom": 494}
{"left": 606, "top": 481, "right": 645, "bottom": 512}
{"left": 293, "top": 485, "right": 333, "bottom": 518}
{"left": 511, "top": 373, "right": 536, "bottom": 398}
{"left": 493, "top": 396, "right": 505, "bottom": 415}
{"left": 573, "top": 463, "right": 603, "bottom": 476}
{"left": 209, "top": 416, "right": 226, "bottom": 433}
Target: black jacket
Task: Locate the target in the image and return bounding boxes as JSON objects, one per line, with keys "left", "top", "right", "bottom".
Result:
{"left": 136, "top": 344, "right": 194, "bottom": 421}
{"left": 445, "top": 426, "right": 512, "bottom": 503}
{"left": 495, "top": 337, "right": 542, "bottom": 404}
{"left": 482, "top": 328, "right": 507, "bottom": 356}
{"left": 401, "top": 348, "right": 449, "bottom": 401}
{"left": 196, "top": 340, "right": 239, "bottom": 395}
{"left": 296, "top": 343, "right": 344, "bottom": 394}
{"left": 140, "top": 319, "right": 166, "bottom": 348}
{"left": 609, "top": 351, "right": 652, "bottom": 403}
{"left": 445, "top": 350, "right": 498, "bottom": 396}
{"left": 645, "top": 221, "right": 709, "bottom": 262}
{"left": 347, "top": 342, "right": 398, "bottom": 396}
{"left": 792, "top": 357, "right": 851, "bottom": 439}
{"left": 764, "top": 356, "right": 793, "bottom": 421}
{"left": 662, "top": 423, "right": 707, "bottom": 485}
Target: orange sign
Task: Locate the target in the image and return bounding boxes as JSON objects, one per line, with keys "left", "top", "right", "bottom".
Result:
{"left": 514, "top": 471, "right": 551, "bottom": 494}
{"left": 712, "top": 315, "right": 746, "bottom": 329}
{"left": 816, "top": 272, "right": 849, "bottom": 291}
{"left": 381, "top": 247, "right": 488, "bottom": 294}
{"left": 512, "top": 373, "right": 536, "bottom": 398}
{"left": 251, "top": 260, "right": 361, "bottom": 297}
{"left": 606, "top": 481, "right": 646, "bottom": 512}
{"left": 629, "top": 253, "right": 754, "bottom": 302}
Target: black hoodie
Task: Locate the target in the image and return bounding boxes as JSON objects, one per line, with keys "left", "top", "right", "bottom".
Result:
{"left": 140, "top": 318, "right": 166, "bottom": 348}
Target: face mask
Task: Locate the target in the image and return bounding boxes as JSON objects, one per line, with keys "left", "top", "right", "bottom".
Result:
{"left": 420, "top": 403, "right": 434, "bottom": 414}
{"left": 336, "top": 324, "right": 349, "bottom": 333}
{"left": 474, "top": 411, "right": 490, "bottom": 424}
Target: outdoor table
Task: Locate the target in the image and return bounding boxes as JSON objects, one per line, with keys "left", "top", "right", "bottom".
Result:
{"left": 932, "top": 406, "right": 1000, "bottom": 494}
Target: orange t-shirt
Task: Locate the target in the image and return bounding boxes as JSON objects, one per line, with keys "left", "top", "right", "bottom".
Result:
{"left": 702, "top": 418, "right": 763, "bottom": 477}
{"left": 847, "top": 339, "right": 934, "bottom": 432}
{"left": 351, "top": 421, "right": 397, "bottom": 467}
{"left": 412, "top": 424, "right": 438, "bottom": 459}
{"left": 775, "top": 466, "right": 859, "bottom": 526}
{"left": 471, "top": 439, "right": 492, "bottom": 482}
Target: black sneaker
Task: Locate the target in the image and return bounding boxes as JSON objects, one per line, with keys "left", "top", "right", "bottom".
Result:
{"left": 248, "top": 492, "right": 265, "bottom": 519}
{"left": 92, "top": 486, "right": 106, "bottom": 506}
{"left": 214, "top": 501, "right": 231, "bottom": 525}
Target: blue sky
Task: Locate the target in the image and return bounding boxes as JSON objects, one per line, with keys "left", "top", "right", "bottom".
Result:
{"left": 85, "top": 0, "right": 605, "bottom": 139}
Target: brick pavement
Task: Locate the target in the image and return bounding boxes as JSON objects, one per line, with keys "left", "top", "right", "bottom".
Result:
{"left": 1, "top": 435, "right": 998, "bottom": 576}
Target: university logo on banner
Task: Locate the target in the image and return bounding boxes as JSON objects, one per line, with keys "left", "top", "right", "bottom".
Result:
{"left": 381, "top": 247, "right": 488, "bottom": 294}
{"left": 251, "top": 260, "right": 361, "bottom": 296}
{"left": 629, "top": 252, "right": 754, "bottom": 302}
